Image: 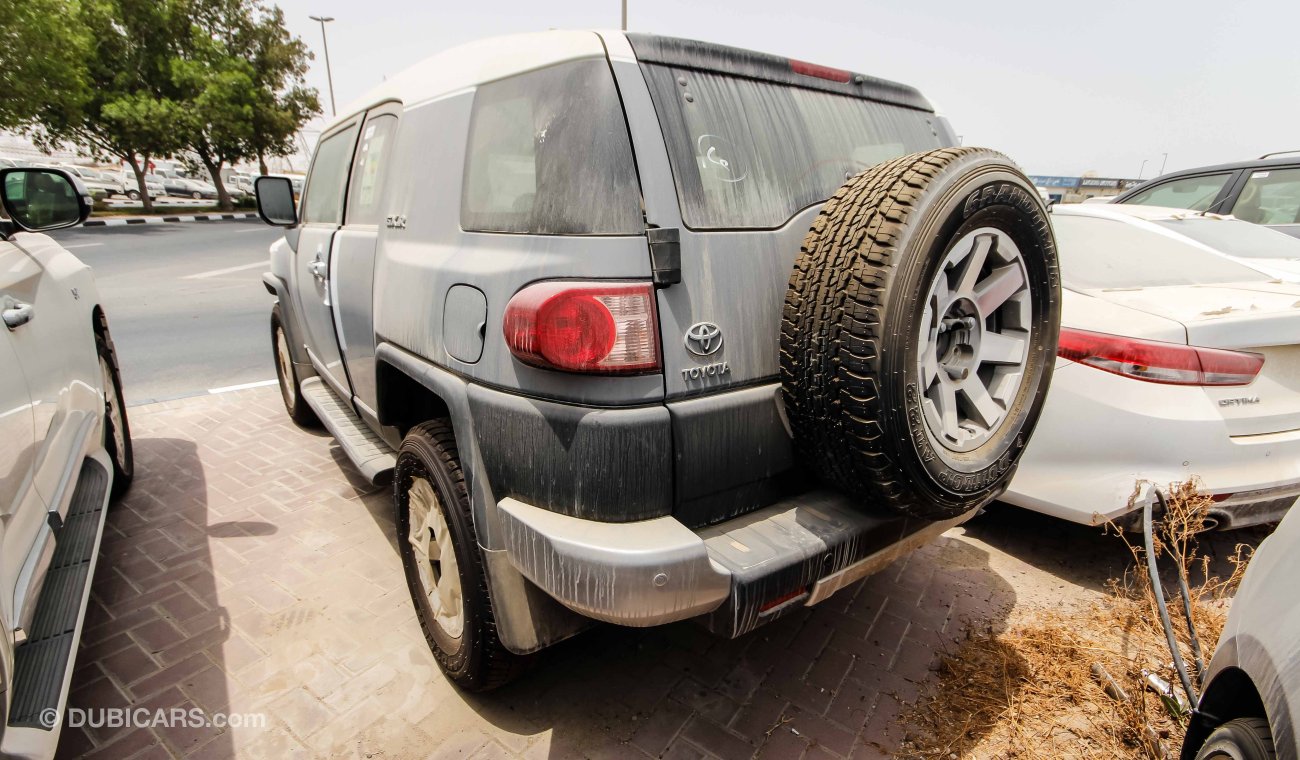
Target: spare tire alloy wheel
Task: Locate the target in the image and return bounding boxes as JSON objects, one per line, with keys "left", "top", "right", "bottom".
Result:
{"left": 781, "top": 147, "right": 1060, "bottom": 519}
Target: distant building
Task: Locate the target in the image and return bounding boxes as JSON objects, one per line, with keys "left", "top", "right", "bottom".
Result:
{"left": 1030, "top": 175, "right": 1147, "bottom": 204}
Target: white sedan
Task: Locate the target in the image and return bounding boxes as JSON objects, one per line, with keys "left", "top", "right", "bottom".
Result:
{"left": 1003, "top": 203, "right": 1300, "bottom": 530}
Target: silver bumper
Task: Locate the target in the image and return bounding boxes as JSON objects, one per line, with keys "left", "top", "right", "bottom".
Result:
{"left": 497, "top": 492, "right": 975, "bottom": 631}
{"left": 496, "top": 498, "right": 731, "bottom": 626}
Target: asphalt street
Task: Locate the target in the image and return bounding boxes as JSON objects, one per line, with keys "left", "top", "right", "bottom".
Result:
{"left": 49, "top": 220, "right": 284, "bottom": 405}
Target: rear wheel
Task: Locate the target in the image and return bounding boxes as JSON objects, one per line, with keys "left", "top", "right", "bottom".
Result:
{"left": 781, "top": 147, "right": 1060, "bottom": 519}
{"left": 192, "top": 191, "right": 202, "bottom": 200}
{"left": 126, "top": 190, "right": 140, "bottom": 201}
{"left": 395, "top": 421, "right": 524, "bottom": 691}
{"left": 271, "top": 306, "right": 319, "bottom": 427}
{"left": 96, "top": 330, "right": 133, "bottom": 500}
{"left": 1194, "top": 718, "right": 1276, "bottom": 760}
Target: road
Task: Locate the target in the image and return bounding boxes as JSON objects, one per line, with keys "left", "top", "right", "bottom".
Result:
{"left": 49, "top": 220, "right": 284, "bottom": 405}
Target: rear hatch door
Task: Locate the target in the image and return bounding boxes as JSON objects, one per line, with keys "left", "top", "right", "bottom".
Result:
{"left": 611, "top": 34, "right": 954, "bottom": 525}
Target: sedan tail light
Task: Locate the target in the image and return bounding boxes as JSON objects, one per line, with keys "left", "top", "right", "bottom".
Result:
{"left": 1058, "top": 327, "right": 1263, "bottom": 386}
{"left": 503, "top": 281, "right": 660, "bottom": 374}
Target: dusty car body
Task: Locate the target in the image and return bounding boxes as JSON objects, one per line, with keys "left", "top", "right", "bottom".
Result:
{"left": 255, "top": 30, "right": 1060, "bottom": 688}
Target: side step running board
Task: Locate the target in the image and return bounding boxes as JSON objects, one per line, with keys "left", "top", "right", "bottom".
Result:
{"left": 8, "top": 459, "right": 108, "bottom": 729}
{"left": 299, "top": 377, "right": 396, "bottom": 486}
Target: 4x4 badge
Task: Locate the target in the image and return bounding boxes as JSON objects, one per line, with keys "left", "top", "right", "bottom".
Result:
{"left": 685, "top": 322, "right": 723, "bottom": 356}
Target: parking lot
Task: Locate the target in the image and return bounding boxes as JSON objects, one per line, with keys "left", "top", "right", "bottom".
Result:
{"left": 48, "top": 379, "right": 1252, "bottom": 759}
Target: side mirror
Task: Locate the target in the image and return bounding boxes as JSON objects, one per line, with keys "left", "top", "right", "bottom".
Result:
{"left": 255, "top": 176, "right": 298, "bottom": 227}
{"left": 0, "top": 168, "right": 92, "bottom": 232}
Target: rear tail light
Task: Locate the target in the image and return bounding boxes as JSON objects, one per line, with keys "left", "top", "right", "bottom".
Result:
{"left": 1058, "top": 328, "right": 1264, "bottom": 386}
{"left": 503, "top": 281, "right": 660, "bottom": 374}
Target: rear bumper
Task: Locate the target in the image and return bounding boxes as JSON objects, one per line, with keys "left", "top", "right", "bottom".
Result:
{"left": 498, "top": 491, "right": 974, "bottom": 637}
{"left": 1005, "top": 363, "right": 1300, "bottom": 526}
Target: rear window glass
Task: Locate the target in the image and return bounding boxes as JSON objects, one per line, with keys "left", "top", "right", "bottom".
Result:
{"left": 1053, "top": 214, "right": 1270, "bottom": 289}
{"left": 1152, "top": 217, "right": 1300, "bottom": 260}
{"left": 461, "top": 59, "right": 642, "bottom": 235}
{"left": 1120, "top": 173, "right": 1231, "bottom": 212}
{"left": 640, "top": 64, "right": 946, "bottom": 229}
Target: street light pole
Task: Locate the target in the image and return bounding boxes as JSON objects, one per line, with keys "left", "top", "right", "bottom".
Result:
{"left": 309, "top": 15, "right": 337, "bottom": 117}
{"left": 621, "top": 0, "right": 627, "bottom": 30}
{"left": 1159, "top": 152, "right": 1168, "bottom": 176}
{"left": 1137, "top": 159, "right": 1148, "bottom": 180}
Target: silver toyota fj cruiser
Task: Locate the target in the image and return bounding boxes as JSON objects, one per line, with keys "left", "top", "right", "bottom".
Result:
{"left": 254, "top": 30, "right": 1061, "bottom": 690}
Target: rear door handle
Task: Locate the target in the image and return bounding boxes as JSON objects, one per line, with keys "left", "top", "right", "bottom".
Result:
{"left": 309, "top": 256, "right": 327, "bottom": 281}
{"left": 3, "top": 301, "right": 34, "bottom": 330}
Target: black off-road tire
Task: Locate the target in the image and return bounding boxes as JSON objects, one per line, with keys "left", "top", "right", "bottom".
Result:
{"left": 1194, "top": 718, "right": 1276, "bottom": 760}
{"left": 270, "top": 305, "right": 319, "bottom": 427}
{"left": 781, "top": 147, "right": 1060, "bottom": 519}
{"left": 395, "top": 421, "right": 525, "bottom": 691}
{"left": 96, "top": 326, "right": 133, "bottom": 500}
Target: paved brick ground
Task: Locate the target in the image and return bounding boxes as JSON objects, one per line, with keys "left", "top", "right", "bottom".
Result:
{"left": 55, "top": 386, "right": 1017, "bottom": 759}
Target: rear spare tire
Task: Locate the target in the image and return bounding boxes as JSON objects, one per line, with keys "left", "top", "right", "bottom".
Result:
{"left": 781, "top": 147, "right": 1060, "bottom": 519}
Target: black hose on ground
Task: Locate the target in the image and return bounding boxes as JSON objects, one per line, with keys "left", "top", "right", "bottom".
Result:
{"left": 1144, "top": 488, "right": 1199, "bottom": 707}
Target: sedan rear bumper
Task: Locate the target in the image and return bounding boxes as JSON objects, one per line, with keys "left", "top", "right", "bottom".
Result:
{"left": 1005, "top": 363, "right": 1300, "bottom": 527}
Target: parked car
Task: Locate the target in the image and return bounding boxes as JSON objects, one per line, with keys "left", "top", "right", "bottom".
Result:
{"left": 0, "top": 167, "right": 133, "bottom": 758}
{"left": 1115, "top": 152, "right": 1300, "bottom": 239}
{"left": 253, "top": 30, "right": 1060, "bottom": 690}
{"left": 154, "top": 175, "right": 218, "bottom": 200}
{"left": 1004, "top": 203, "right": 1300, "bottom": 530}
{"left": 54, "top": 166, "right": 125, "bottom": 198}
{"left": 1180, "top": 503, "right": 1300, "bottom": 759}
{"left": 120, "top": 174, "right": 166, "bottom": 201}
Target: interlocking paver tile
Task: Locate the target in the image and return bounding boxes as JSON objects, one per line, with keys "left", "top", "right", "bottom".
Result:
{"left": 58, "top": 386, "right": 1022, "bottom": 758}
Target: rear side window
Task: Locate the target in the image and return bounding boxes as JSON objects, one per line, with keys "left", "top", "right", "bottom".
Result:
{"left": 1121, "top": 173, "right": 1231, "bottom": 212}
{"left": 302, "top": 123, "right": 360, "bottom": 225}
{"left": 1231, "top": 167, "right": 1300, "bottom": 225}
{"left": 1053, "top": 214, "right": 1269, "bottom": 289}
{"left": 640, "top": 65, "right": 946, "bottom": 229}
{"left": 461, "top": 59, "right": 642, "bottom": 235}
{"left": 346, "top": 114, "right": 397, "bottom": 225}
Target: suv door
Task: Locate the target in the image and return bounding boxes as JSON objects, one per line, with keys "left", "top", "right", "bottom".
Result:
{"left": 332, "top": 106, "right": 399, "bottom": 420}
{"left": 0, "top": 239, "right": 52, "bottom": 637}
{"left": 292, "top": 119, "right": 361, "bottom": 399}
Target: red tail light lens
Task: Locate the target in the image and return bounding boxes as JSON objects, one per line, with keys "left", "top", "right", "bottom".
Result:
{"left": 789, "top": 59, "right": 852, "bottom": 83}
{"left": 1058, "top": 328, "right": 1263, "bottom": 386}
{"left": 503, "top": 282, "right": 660, "bottom": 374}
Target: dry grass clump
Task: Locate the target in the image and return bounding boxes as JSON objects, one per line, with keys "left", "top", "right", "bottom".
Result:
{"left": 897, "top": 480, "right": 1252, "bottom": 760}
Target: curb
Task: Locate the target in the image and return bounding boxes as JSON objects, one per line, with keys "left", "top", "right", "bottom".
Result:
{"left": 84, "top": 212, "right": 259, "bottom": 227}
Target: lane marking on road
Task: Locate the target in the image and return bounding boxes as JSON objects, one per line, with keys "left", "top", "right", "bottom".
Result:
{"left": 62, "top": 242, "right": 104, "bottom": 249}
{"left": 237, "top": 227, "right": 271, "bottom": 233}
{"left": 208, "top": 379, "right": 278, "bottom": 394}
{"left": 183, "top": 260, "right": 267, "bottom": 279}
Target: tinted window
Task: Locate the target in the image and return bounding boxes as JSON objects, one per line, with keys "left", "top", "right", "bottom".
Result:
{"left": 641, "top": 65, "right": 945, "bottom": 229}
{"left": 1152, "top": 217, "right": 1300, "bottom": 260}
{"left": 1053, "top": 214, "right": 1269, "bottom": 289}
{"left": 346, "top": 114, "right": 397, "bottom": 225}
{"left": 1121, "top": 173, "right": 1231, "bottom": 212}
{"left": 461, "top": 59, "right": 641, "bottom": 235}
{"left": 302, "top": 123, "right": 360, "bottom": 225}
{"left": 1231, "top": 167, "right": 1300, "bottom": 225}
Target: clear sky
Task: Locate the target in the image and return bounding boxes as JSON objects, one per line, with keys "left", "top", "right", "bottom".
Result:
{"left": 275, "top": 0, "right": 1300, "bottom": 179}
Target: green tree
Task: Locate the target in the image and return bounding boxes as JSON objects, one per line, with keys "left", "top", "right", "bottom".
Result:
{"left": 2, "top": 0, "right": 186, "bottom": 213}
{"left": 173, "top": 0, "right": 319, "bottom": 209}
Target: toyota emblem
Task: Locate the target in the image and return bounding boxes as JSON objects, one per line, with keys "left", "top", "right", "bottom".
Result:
{"left": 684, "top": 322, "right": 724, "bottom": 356}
